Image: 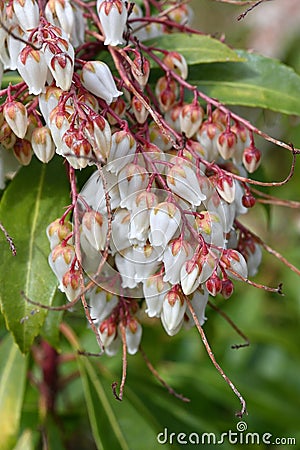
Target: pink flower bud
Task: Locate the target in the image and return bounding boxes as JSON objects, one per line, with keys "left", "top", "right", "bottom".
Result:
{"left": 97, "top": 0, "right": 128, "bottom": 46}
{"left": 163, "top": 51, "right": 188, "bottom": 80}
{"left": 242, "top": 145, "right": 261, "bottom": 173}
{"left": 0, "top": 120, "right": 17, "bottom": 149}
{"left": 180, "top": 103, "right": 204, "bottom": 138}
{"left": 217, "top": 129, "right": 237, "bottom": 160}
{"left": 131, "top": 95, "right": 149, "bottom": 124}
{"left": 13, "top": 138, "right": 32, "bottom": 165}
{"left": 62, "top": 268, "right": 82, "bottom": 302}
{"left": 45, "top": 50, "right": 74, "bottom": 91}
{"left": 31, "top": 126, "right": 55, "bottom": 163}
{"left": 155, "top": 76, "right": 178, "bottom": 112}
{"left": 84, "top": 114, "right": 112, "bottom": 161}
{"left": 221, "top": 278, "right": 234, "bottom": 299}
{"left": 215, "top": 173, "right": 236, "bottom": 204}
{"left": 242, "top": 192, "right": 256, "bottom": 208}
{"left": 99, "top": 319, "right": 117, "bottom": 347}
{"left": 196, "top": 120, "right": 224, "bottom": 161}
{"left": 131, "top": 53, "right": 150, "bottom": 89}
{"left": 206, "top": 272, "right": 222, "bottom": 296}
{"left": 149, "top": 121, "right": 173, "bottom": 151}
{"left": 46, "top": 218, "right": 73, "bottom": 250}
{"left": 62, "top": 129, "right": 93, "bottom": 169}
{"left": 180, "top": 260, "right": 201, "bottom": 295}
{"left": 81, "top": 61, "right": 123, "bottom": 105}
{"left": 3, "top": 101, "right": 28, "bottom": 139}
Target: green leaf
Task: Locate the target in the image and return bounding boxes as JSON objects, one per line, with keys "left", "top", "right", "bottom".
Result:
{"left": 146, "top": 33, "right": 244, "bottom": 66}
{"left": 13, "top": 429, "right": 35, "bottom": 450}
{"left": 0, "top": 334, "right": 27, "bottom": 450}
{"left": 0, "top": 156, "right": 70, "bottom": 353}
{"left": 40, "top": 290, "right": 65, "bottom": 350}
{"left": 190, "top": 50, "right": 300, "bottom": 115}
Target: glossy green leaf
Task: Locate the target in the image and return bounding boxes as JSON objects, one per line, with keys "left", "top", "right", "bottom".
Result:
{"left": 0, "top": 334, "right": 27, "bottom": 450}
{"left": 40, "top": 290, "right": 65, "bottom": 350}
{"left": 190, "top": 50, "right": 300, "bottom": 115}
{"left": 146, "top": 33, "right": 244, "bottom": 66}
{"left": 0, "top": 157, "right": 70, "bottom": 353}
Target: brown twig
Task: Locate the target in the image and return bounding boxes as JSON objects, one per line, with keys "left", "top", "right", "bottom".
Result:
{"left": 139, "top": 346, "right": 190, "bottom": 402}
{"left": 185, "top": 296, "right": 247, "bottom": 417}
{"left": 0, "top": 221, "right": 17, "bottom": 256}
{"left": 112, "top": 322, "right": 127, "bottom": 401}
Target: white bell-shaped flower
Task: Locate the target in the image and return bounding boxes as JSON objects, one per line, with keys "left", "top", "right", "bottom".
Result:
{"left": 7, "top": 25, "right": 26, "bottom": 70}
{"left": 149, "top": 201, "right": 181, "bottom": 248}
{"left": 115, "top": 249, "right": 138, "bottom": 289}
{"left": 84, "top": 115, "right": 112, "bottom": 162}
{"left": 162, "top": 238, "right": 193, "bottom": 285}
{"left": 31, "top": 126, "right": 55, "bottom": 163}
{"left": 143, "top": 273, "right": 171, "bottom": 318}
{"left": 118, "top": 163, "right": 149, "bottom": 210}
{"left": 179, "top": 103, "right": 204, "bottom": 138}
{"left": 244, "top": 242, "right": 262, "bottom": 277}
{"left": 129, "top": 191, "right": 158, "bottom": 245}
{"left": 110, "top": 208, "right": 131, "bottom": 254}
{"left": 125, "top": 318, "right": 142, "bottom": 355}
{"left": 161, "top": 288, "right": 186, "bottom": 336}
{"left": 81, "top": 61, "right": 123, "bottom": 105}
{"left": 166, "top": 161, "right": 206, "bottom": 207}
{"left": 13, "top": 0, "right": 40, "bottom": 31}
{"left": 215, "top": 173, "right": 236, "bottom": 204}
{"left": 106, "top": 130, "right": 136, "bottom": 174}
{"left": 81, "top": 210, "right": 108, "bottom": 251}
{"left": 61, "top": 268, "right": 81, "bottom": 302}
{"left": 180, "top": 260, "right": 201, "bottom": 295}
{"left": 131, "top": 244, "right": 162, "bottom": 284}
{"left": 221, "top": 249, "right": 248, "bottom": 280}
{"left": 0, "top": 145, "right": 20, "bottom": 190}
{"left": 194, "top": 210, "right": 225, "bottom": 249}
{"left": 97, "top": 0, "right": 128, "bottom": 47}
{"left": 87, "top": 286, "right": 119, "bottom": 325}
{"left": 45, "top": 0, "right": 75, "bottom": 38}
{"left": 184, "top": 288, "right": 209, "bottom": 329}
{"left": 17, "top": 47, "right": 48, "bottom": 95}
{"left": 43, "top": 46, "right": 74, "bottom": 91}
{"left": 39, "top": 86, "right": 64, "bottom": 125}
{"left": 48, "top": 243, "right": 75, "bottom": 290}
{"left": 3, "top": 101, "right": 28, "bottom": 139}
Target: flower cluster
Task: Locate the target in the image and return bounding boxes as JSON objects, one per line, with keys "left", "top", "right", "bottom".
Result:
{"left": 0, "top": 0, "right": 264, "bottom": 358}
